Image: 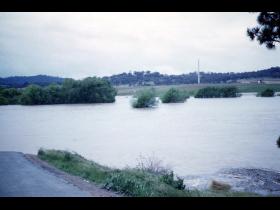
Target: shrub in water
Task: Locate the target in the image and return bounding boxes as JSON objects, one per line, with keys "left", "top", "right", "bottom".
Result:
{"left": 132, "top": 89, "right": 157, "bottom": 108}
{"left": 195, "top": 86, "right": 239, "bottom": 98}
{"left": 161, "top": 88, "right": 189, "bottom": 103}
{"left": 258, "top": 88, "right": 275, "bottom": 97}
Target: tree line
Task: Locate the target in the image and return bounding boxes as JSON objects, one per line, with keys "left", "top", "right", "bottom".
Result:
{"left": 103, "top": 67, "right": 280, "bottom": 86}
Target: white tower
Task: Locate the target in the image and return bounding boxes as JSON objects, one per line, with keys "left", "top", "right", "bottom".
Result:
{"left": 197, "top": 59, "right": 200, "bottom": 84}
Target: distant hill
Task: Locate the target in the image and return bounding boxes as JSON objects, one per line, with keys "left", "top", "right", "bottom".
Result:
{"left": 1, "top": 67, "right": 280, "bottom": 88}
{"left": 0, "top": 75, "right": 65, "bottom": 88}
{"left": 103, "top": 67, "right": 280, "bottom": 86}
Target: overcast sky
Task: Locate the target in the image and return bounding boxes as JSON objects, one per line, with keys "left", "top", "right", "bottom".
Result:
{"left": 0, "top": 12, "right": 279, "bottom": 79}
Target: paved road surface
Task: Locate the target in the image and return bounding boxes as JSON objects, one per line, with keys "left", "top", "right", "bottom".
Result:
{"left": 0, "top": 151, "right": 91, "bottom": 197}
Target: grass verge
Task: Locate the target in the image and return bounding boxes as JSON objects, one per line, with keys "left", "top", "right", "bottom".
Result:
{"left": 37, "top": 149, "right": 259, "bottom": 197}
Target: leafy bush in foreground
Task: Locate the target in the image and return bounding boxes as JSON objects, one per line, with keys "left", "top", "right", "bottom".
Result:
{"left": 195, "top": 86, "right": 239, "bottom": 98}
{"left": 161, "top": 88, "right": 189, "bottom": 103}
{"left": 132, "top": 89, "right": 157, "bottom": 108}
{"left": 257, "top": 88, "right": 275, "bottom": 97}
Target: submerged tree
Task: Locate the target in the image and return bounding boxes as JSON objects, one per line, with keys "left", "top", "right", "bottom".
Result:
{"left": 132, "top": 89, "right": 157, "bottom": 108}
{"left": 247, "top": 12, "right": 280, "bottom": 49}
{"left": 161, "top": 88, "right": 189, "bottom": 103}
{"left": 257, "top": 88, "right": 275, "bottom": 97}
{"left": 195, "top": 86, "right": 239, "bottom": 98}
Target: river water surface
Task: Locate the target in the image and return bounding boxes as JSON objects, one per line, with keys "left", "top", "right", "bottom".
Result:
{"left": 0, "top": 94, "right": 280, "bottom": 178}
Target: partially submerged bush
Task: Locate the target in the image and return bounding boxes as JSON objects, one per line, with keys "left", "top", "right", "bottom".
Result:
{"left": 161, "top": 88, "right": 189, "bottom": 103}
{"left": 195, "top": 86, "right": 239, "bottom": 98}
{"left": 132, "top": 89, "right": 157, "bottom": 108}
{"left": 257, "top": 88, "right": 275, "bottom": 97}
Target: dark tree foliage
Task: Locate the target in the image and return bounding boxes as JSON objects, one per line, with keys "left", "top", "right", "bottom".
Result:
{"left": 247, "top": 12, "right": 280, "bottom": 49}
{"left": 0, "top": 87, "right": 21, "bottom": 105}
{"left": 20, "top": 85, "right": 49, "bottom": 105}
{"left": 61, "top": 77, "right": 117, "bottom": 104}
{"left": 195, "top": 86, "right": 239, "bottom": 98}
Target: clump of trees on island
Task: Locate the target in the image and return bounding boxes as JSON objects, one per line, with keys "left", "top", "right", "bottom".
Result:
{"left": 257, "top": 88, "right": 275, "bottom": 97}
{"left": 0, "top": 77, "right": 117, "bottom": 105}
{"left": 194, "top": 86, "right": 240, "bottom": 98}
{"left": 161, "top": 88, "right": 189, "bottom": 103}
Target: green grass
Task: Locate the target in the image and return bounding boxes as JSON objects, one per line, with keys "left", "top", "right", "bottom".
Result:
{"left": 115, "top": 83, "right": 280, "bottom": 96}
{"left": 37, "top": 149, "right": 259, "bottom": 197}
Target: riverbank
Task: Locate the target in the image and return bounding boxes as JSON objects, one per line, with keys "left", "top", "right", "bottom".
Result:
{"left": 37, "top": 149, "right": 262, "bottom": 197}
{"left": 184, "top": 168, "right": 280, "bottom": 196}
